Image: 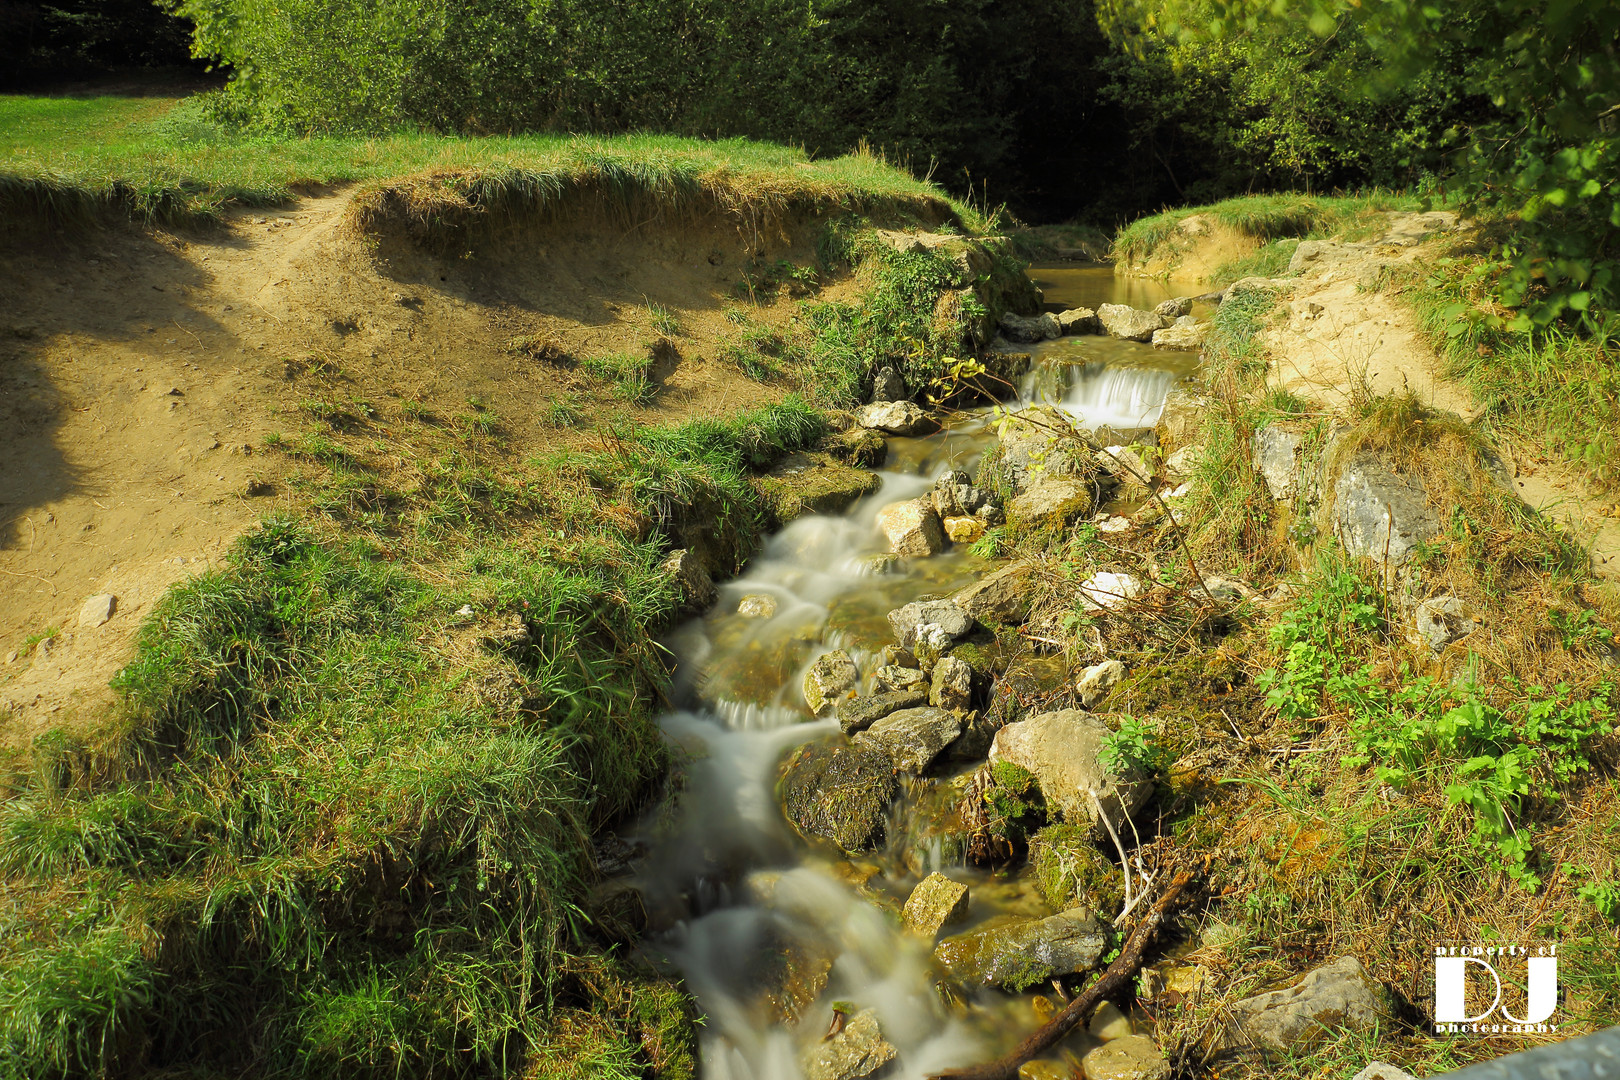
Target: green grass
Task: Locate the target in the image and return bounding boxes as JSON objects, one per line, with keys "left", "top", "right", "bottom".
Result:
{"left": 0, "top": 93, "right": 973, "bottom": 228}
{"left": 1110, "top": 191, "right": 1417, "bottom": 267}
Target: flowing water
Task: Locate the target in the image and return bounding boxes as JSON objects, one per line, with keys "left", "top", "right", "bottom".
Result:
{"left": 629, "top": 280, "right": 1195, "bottom": 1079}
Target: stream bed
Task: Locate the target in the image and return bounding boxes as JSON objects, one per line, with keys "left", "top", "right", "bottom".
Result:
{"left": 631, "top": 274, "right": 1198, "bottom": 1079}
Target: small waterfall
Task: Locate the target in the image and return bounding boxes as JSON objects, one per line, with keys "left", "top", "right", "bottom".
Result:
{"left": 1061, "top": 363, "right": 1181, "bottom": 431}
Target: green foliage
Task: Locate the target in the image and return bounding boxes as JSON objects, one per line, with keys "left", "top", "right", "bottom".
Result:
{"left": 1098, "top": 716, "right": 1168, "bottom": 777}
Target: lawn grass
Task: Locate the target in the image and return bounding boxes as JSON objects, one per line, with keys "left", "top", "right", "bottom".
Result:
{"left": 1110, "top": 191, "right": 1418, "bottom": 268}
{"left": 0, "top": 92, "right": 973, "bottom": 228}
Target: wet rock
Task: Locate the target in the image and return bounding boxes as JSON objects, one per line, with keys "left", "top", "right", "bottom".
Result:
{"left": 1030, "top": 825, "right": 1124, "bottom": 913}
{"left": 756, "top": 924, "right": 836, "bottom": 1024}
{"left": 934, "top": 908, "right": 1109, "bottom": 990}
{"left": 954, "top": 561, "right": 1035, "bottom": 625}
{"left": 1332, "top": 454, "right": 1439, "bottom": 568}
{"left": 944, "top": 516, "right": 985, "bottom": 544}
{"left": 78, "top": 594, "right": 116, "bottom": 628}
{"left": 1163, "top": 443, "right": 1204, "bottom": 479}
{"left": 1056, "top": 307, "right": 1100, "bottom": 335}
{"left": 1220, "top": 956, "right": 1389, "bottom": 1055}
{"left": 930, "top": 655, "right": 975, "bottom": 712}
{"left": 883, "top": 645, "right": 919, "bottom": 668}
{"left": 1412, "top": 595, "right": 1477, "bottom": 652}
{"left": 872, "top": 664, "right": 929, "bottom": 695}
{"left": 1090, "top": 1001, "right": 1134, "bottom": 1041}
{"left": 836, "top": 688, "right": 929, "bottom": 734}
{"left": 801, "top": 1007, "right": 896, "bottom": 1080}
{"left": 870, "top": 365, "right": 907, "bottom": 403}
{"left": 1000, "top": 310, "right": 1063, "bottom": 343}
{"left": 856, "top": 552, "right": 901, "bottom": 576}
{"left": 738, "top": 594, "right": 779, "bottom": 618}
{"left": 1142, "top": 962, "right": 1212, "bottom": 999}
{"left": 856, "top": 400, "right": 931, "bottom": 435}
{"left": 932, "top": 475, "right": 990, "bottom": 519}
{"left": 1252, "top": 426, "right": 1303, "bottom": 499}
{"left": 1076, "top": 659, "right": 1126, "bottom": 708}
{"left": 804, "top": 650, "right": 860, "bottom": 717}
{"left": 1018, "top": 1061, "right": 1071, "bottom": 1080}
{"left": 856, "top": 706, "right": 964, "bottom": 774}
{"left": 756, "top": 453, "right": 882, "bottom": 523}
{"left": 944, "top": 709, "right": 999, "bottom": 762}
{"left": 979, "top": 350, "right": 1034, "bottom": 393}
{"left": 779, "top": 738, "right": 898, "bottom": 854}
{"left": 902, "top": 872, "right": 970, "bottom": 937}
{"left": 1154, "top": 389, "right": 1211, "bottom": 453}
{"left": 661, "top": 548, "right": 717, "bottom": 612}
{"left": 887, "top": 599, "right": 973, "bottom": 651}
{"left": 1351, "top": 1063, "right": 1418, "bottom": 1080}
{"left": 1152, "top": 315, "right": 1207, "bottom": 351}
{"left": 1154, "top": 296, "right": 1194, "bottom": 318}
{"left": 989, "top": 709, "right": 1153, "bottom": 829}
{"left": 1079, "top": 572, "right": 1142, "bottom": 611}
{"left": 1009, "top": 478, "right": 1094, "bottom": 533}
{"left": 996, "top": 406, "right": 1095, "bottom": 492}
{"left": 1097, "top": 304, "right": 1172, "bottom": 342}
{"left": 877, "top": 498, "right": 946, "bottom": 557}
{"left": 1083, "top": 1035, "right": 1169, "bottom": 1080}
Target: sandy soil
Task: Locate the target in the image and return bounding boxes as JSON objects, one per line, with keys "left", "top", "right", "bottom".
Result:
{"left": 0, "top": 190, "right": 839, "bottom": 747}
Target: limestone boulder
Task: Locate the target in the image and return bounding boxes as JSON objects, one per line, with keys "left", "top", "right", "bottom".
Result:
{"left": 870, "top": 365, "right": 907, "bottom": 403}
{"left": 801, "top": 1008, "right": 897, "bottom": 1080}
{"left": 1220, "top": 956, "right": 1389, "bottom": 1054}
{"left": 1154, "top": 389, "right": 1211, "bottom": 452}
{"left": 1079, "top": 571, "right": 1142, "bottom": 611}
{"left": 929, "top": 655, "right": 975, "bottom": 712}
{"left": 804, "top": 650, "right": 860, "bottom": 717}
{"left": 836, "top": 688, "right": 928, "bottom": 735}
{"left": 855, "top": 400, "right": 931, "bottom": 435}
{"left": 877, "top": 498, "right": 946, "bottom": 557}
{"left": 995, "top": 406, "right": 1094, "bottom": 492}
{"left": 902, "top": 872, "right": 970, "bottom": 937}
{"left": 1252, "top": 426, "right": 1303, "bottom": 500}
{"left": 1154, "top": 296, "right": 1194, "bottom": 318}
{"left": 935, "top": 908, "right": 1109, "bottom": 990}
{"left": 856, "top": 706, "right": 964, "bottom": 774}
{"left": 988, "top": 709, "right": 1153, "bottom": 830}
{"left": 953, "top": 561, "right": 1035, "bottom": 624}
{"left": 1332, "top": 453, "right": 1439, "bottom": 567}
{"left": 944, "top": 516, "right": 984, "bottom": 543}
{"left": 661, "top": 548, "right": 716, "bottom": 612}
{"left": 1009, "top": 478, "right": 1094, "bottom": 533}
{"left": 1083, "top": 1035, "right": 1170, "bottom": 1080}
{"left": 1163, "top": 444, "right": 1204, "bottom": 480}
{"left": 887, "top": 599, "right": 973, "bottom": 651}
{"left": 1095, "top": 444, "right": 1154, "bottom": 488}
{"left": 1076, "top": 659, "right": 1126, "bottom": 708}
{"left": 1098, "top": 304, "right": 1172, "bottom": 342}
{"left": 78, "top": 594, "right": 116, "bottom": 628}
{"left": 1412, "top": 595, "right": 1477, "bottom": 652}
{"left": 872, "top": 664, "right": 928, "bottom": 695}
{"left": 1056, "top": 307, "right": 1100, "bottom": 334}
{"left": 1152, "top": 315, "right": 1207, "bottom": 351}
{"left": 1000, "top": 310, "right": 1063, "bottom": 343}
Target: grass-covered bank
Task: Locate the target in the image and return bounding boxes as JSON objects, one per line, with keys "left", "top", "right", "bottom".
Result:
{"left": 0, "top": 93, "right": 971, "bottom": 229}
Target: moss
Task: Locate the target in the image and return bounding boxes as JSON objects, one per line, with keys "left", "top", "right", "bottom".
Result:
{"left": 824, "top": 426, "right": 888, "bottom": 468}
{"left": 752, "top": 452, "right": 881, "bottom": 527}
{"left": 778, "top": 737, "right": 898, "bottom": 854}
{"left": 1030, "top": 824, "right": 1126, "bottom": 915}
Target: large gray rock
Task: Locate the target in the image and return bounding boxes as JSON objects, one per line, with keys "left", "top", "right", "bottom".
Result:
{"left": 935, "top": 908, "right": 1109, "bottom": 990}
{"left": 932, "top": 476, "right": 990, "bottom": 520}
{"left": 876, "top": 498, "right": 945, "bottom": 557}
{"left": 1008, "top": 478, "right": 1094, "bottom": 532}
{"left": 953, "top": 561, "right": 1035, "bottom": 624}
{"left": 1152, "top": 315, "right": 1207, "bottom": 351}
{"left": 996, "top": 406, "right": 1095, "bottom": 493}
{"left": 1333, "top": 453, "right": 1439, "bottom": 567}
{"left": 804, "top": 650, "right": 859, "bottom": 717}
{"left": 988, "top": 709, "right": 1153, "bottom": 830}
{"left": 1154, "top": 389, "right": 1211, "bottom": 453}
{"left": 1252, "top": 426, "right": 1304, "bottom": 500}
{"left": 870, "top": 365, "right": 907, "bottom": 403}
{"left": 1056, "top": 307, "right": 1100, "bottom": 335}
{"left": 1097, "top": 304, "right": 1172, "bottom": 342}
{"left": 836, "top": 688, "right": 928, "bottom": 734}
{"left": 855, "top": 400, "right": 930, "bottom": 435}
{"left": 1154, "top": 296, "right": 1194, "bottom": 318}
{"left": 902, "top": 872, "right": 970, "bottom": 937}
{"left": 801, "top": 1007, "right": 897, "bottom": 1080}
{"left": 887, "top": 599, "right": 973, "bottom": 651}
{"left": 856, "top": 706, "right": 963, "bottom": 774}
{"left": 872, "top": 664, "right": 928, "bottom": 695}
{"left": 779, "top": 739, "right": 898, "bottom": 854}
{"left": 1221, "top": 956, "right": 1389, "bottom": 1054}
{"left": 1000, "top": 311, "right": 1063, "bottom": 343}
{"left": 1083, "top": 1035, "right": 1170, "bottom": 1080}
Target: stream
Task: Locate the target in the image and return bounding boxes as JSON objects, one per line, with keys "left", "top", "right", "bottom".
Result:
{"left": 633, "top": 268, "right": 1202, "bottom": 1079}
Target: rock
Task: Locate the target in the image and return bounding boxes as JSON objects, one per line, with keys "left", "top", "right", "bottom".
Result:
{"left": 995, "top": 406, "right": 1095, "bottom": 492}
{"left": 1163, "top": 444, "right": 1204, "bottom": 479}
{"left": 4, "top": 650, "right": 16, "bottom": 664}
{"left": 1090, "top": 1001, "right": 1134, "bottom": 1041}
{"left": 1221, "top": 956, "right": 1389, "bottom": 1055}
{"left": 1252, "top": 426, "right": 1303, "bottom": 499}
{"left": 935, "top": 908, "right": 1109, "bottom": 990}
{"left": 801, "top": 1008, "right": 896, "bottom": 1080}
{"left": 1056, "top": 307, "right": 1100, "bottom": 335}
{"left": 872, "top": 664, "right": 928, "bottom": 694}
{"left": 1096, "top": 515, "right": 1132, "bottom": 533}
{"left": 1097, "top": 304, "right": 1172, "bottom": 342}
{"left": 1224, "top": 276, "right": 1291, "bottom": 303}
{"left": 756, "top": 453, "right": 882, "bottom": 523}
{"left": 1154, "top": 296, "right": 1194, "bottom": 318}
{"left": 887, "top": 599, "right": 973, "bottom": 651}
{"left": 1092, "top": 424, "right": 1156, "bottom": 449}
{"left": 988, "top": 709, "right": 1153, "bottom": 829}
{"left": 930, "top": 655, "right": 975, "bottom": 712}
{"left": 1018, "top": 1062, "right": 1071, "bottom": 1080}
{"left": 1351, "top": 1063, "right": 1418, "bottom": 1080}
{"left": 1196, "top": 575, "right": 1255, "bottom": 603}
{"left": 1076, "top": 659, "right": 1126, "bottom": 708}
{"left": 1152, "top": 315, "right": 1207, "bottom": 351}
{"left": 829, "top": 426, "right": 888, "bottom": 468}
{"left": 804, "top": 650, "right": 860, "bottom": 717}
{"left": 1154, "top": 389, "right": 1211, "bottom": 452}
{"left": 1332, "top": 454, "right": 1439, "bottom": 568}
{"left": 1009, "top": 478, "right": 1094, "bottom": 533}
{"left": 870, "top": 365, "right": 907, "bottom": 403}
{"left": 975, "top": 502, "right": 1006, "bottom": 526}
{"left": 877, "top": 498, "right": 946, "bottom": 557}
{"left": 1078, "top": 572, "right": 1142, "bottom": 611}
{"left": 1142, "top": 962, "right": 1212, "bottom": 999}
{"left": 953, "top": 561, "right": 1035, "bottom": 625}
{"left": 1000, "top": 311, "right": 1063, "bottom": 343}
{"left": 243, "top": 478, "right": 274, "bottom": 497}
{"left": 779, "top": 739, "right": 898, "bottom": 853}
{"left": 1095, "top": 445, "right": 1153, "bottom": 488}
{"left": 738, "top": 594, "right": 778, "bottom": 618}
{"left": 856, "top": 707, "right": 964, "bottom": 774}
{"left": 1082, "top": 1035, "right": 1169, "bottom": 1080}
{"left": 855, "top": 400, "right": 931, "bottom": 435}
{"left": 932, "top": 475, "right": 989, "bottom": 519}
{"left": 836, "top": 688, "right": 929, "bottom": 734}
{"left": 944, "top": 516, "right": 984, "bottom": 544}
{"left": 902, "top": 872, "right": 970, "bottom": 937}
{"left": 661, "top": 548, "right": 716, "bottom": 611}
{"left": 883, "top": 645, "right": 919, "bottom": 668}
{"left": 1029, "top": 825, "right": 1125, "bottom": 912}
{"left": 77, "top": 594, "right": 116, "bottom": 628}
{"left": 856, "top": 552, "right": 901, "bottom": 576}
{"left": 1412, "top": 595, "right": 1477, "bottom": 652}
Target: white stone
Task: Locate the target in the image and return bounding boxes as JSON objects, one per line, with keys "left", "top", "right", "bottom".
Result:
{"left": 1079, "top": 572, "right": 1141, "bottom": 611}
{"left": 1076, "top": 659, "right": 1126, "bottom": 708}
{"left": 77, "top": 594, "right": 116, "bottom": 628}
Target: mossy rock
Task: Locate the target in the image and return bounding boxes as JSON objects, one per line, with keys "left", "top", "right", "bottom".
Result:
{"left": 987, "top": 655, "right": 1071, "bottom": 726}
{"left": 1029, "top": 824, "right": 1125, "bottom": 916}
{"left": 824, "top": 426, "right": 888, "bottom": 468}
{"left": 778, "top": 736, "right": 898, "bottom": 854}
{"left": 754, "top": 452, "right": 881, "bottom": 526}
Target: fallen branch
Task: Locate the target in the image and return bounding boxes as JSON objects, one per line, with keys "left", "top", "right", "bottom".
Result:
{"left": 927, "top": 868, "right": 1195, "bottom": 1080}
